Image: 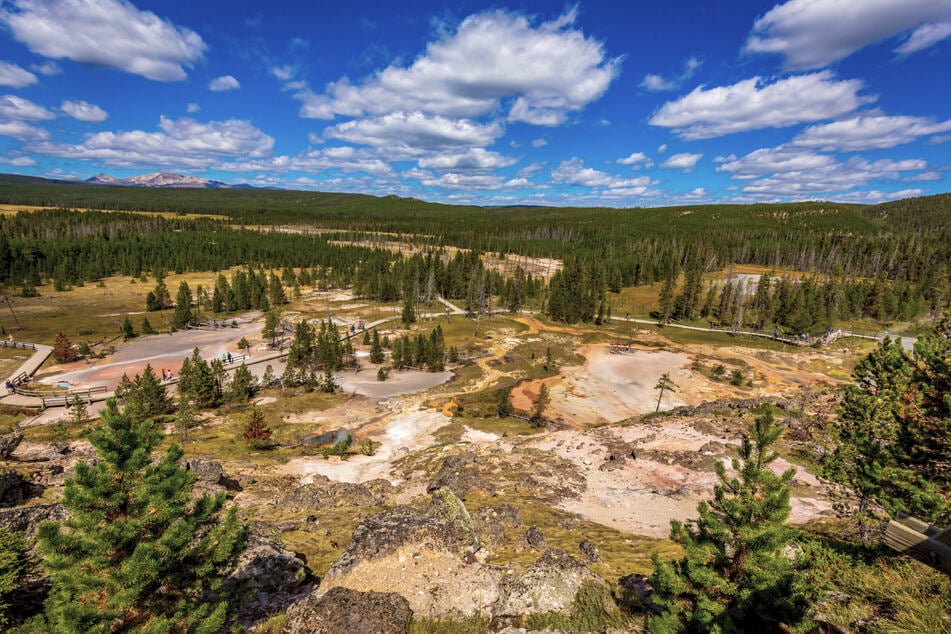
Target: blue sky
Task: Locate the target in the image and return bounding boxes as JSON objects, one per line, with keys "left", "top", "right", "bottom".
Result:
{"left": 0, "top": 0, "right": 949, "bottom": 206}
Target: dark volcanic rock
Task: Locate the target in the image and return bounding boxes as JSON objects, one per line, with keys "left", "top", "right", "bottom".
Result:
{"left": 514, "top": 526, "right": 548, "bottom": 552}
{"left": 0, "top": 432, "right": 23, "bottom": 458}
{"left": 0, "top": 503, "right": 67, "bottom": 539}
{"left": 427, "top": 451, "right": 496, "bottom": 499}
{"left": 0, "top": 468, "right": 42, "bottom": 506}
{"left": 283, "top": 586, "right": 411, "bottom": 634}
{"left": 186, "top": 458, "right": 223, "bottom": 483}
{"left": 579, "top": 540, "right": 601, "bottom": 563}
{"left": 618, "top": 573, "right": 658, "bottom": 614}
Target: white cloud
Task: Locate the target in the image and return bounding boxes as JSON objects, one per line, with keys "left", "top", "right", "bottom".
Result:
{"left": 418, "top": 148, "right": 517, "bottom": 171}
{"left": 187, "top": 103, "right": 200, "bottom": 113}
{"left": 1, "top": 0, "right": 206, "bottom": 81}
{"left": 745, "top": 0, "right": 951, "bottom": 69}
{"left": 657, "top": 144, "right": 667, "bottom": 153}
{"left": 531, "top": 138, "right": 548, "bottom": 148}
{"left": 209, "top": 75, "right": 240, "bottom": 91}
{"left": 642, "top": 73, "right": 676, "bottom": 91}
{"left": 617, "top": 152, "right": 653, "bottom": 169}
{"left": 419, "top": 172, "right": 505, "bottom": 190}
{"left": 717, "top": 147, "right": 836, "bottom": 179}
{"left": 661, "top": 152, "right": 702, "bottom": 171}
{"left": 649, "top": 71, "right": 871, "bottom": 139}
{"left": 0, "top": 119, "right": 49, "bottom": 140}
{"left": 271, "top": 65, "right": 295, "bottom": 81}
{"left": 299, "top": 9, "right": 618, "bottom": 126}
{"left": 60, "top": 99, "right": 108, "bottom": 122}
{"left": 323, "top": 112, "right": 503, "bottom": 150}
{"left": 737, "top": 154, "right": 929, "bottom": 196}
{"left": 0, "top": 94, "right": 54, "bottom": 121}
{"left": 0, "top": 155, "right": 36, "bottom": 166}
{"left": 641, "top": 56, "right": 702, "bottom": 92}
{"left": 29, "top": 116, "right": 274, "bottom": 168}
{"left": 0, "top": 61, "right": 36, "bottom": 88}
{"left": 30, "top": 61, "right": 59, "bottom": 75}
{"left": 896, "top": 21, "right": 951, "bottom": 54}
{"left": 792, "top": 114, "right": 951, "bottom": 151}
{"left": 551, "top": 157, "right": 655, "bottom": 189}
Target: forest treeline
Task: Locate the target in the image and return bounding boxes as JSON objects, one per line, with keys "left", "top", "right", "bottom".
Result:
{"left": 0, "top": 177, "right": 948, "bottom": 325}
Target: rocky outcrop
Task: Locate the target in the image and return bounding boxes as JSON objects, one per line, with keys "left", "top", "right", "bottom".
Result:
{"left": 281, "top": 475, "right": 390, "bottom": 511}
{"left": 0, "top": 503, "right": 67, "bottom": 539}
{"left": 514, "top": 526, "right": 549, "bottom": 553}
{"left": 186, "top": 458, "right": 242, "bottom": 495}
{"left": 579, "top": 540, "right": 601, "bottom": 563}
{"left": 426, "top": 452, "right": 497, "bottom": 499}
{"left": 283, "top": 586, "right": 411, "bottom": 634}
{"left": 0, "top": 432, "right": 23, "bottom": 458}
{"left": 318, "top": 488, "right": 502, "bottom": 618}
{"left": 496, "top": 549, "right": 615, "bottom": 618}
{"left": 0, "top": 468, "right": 42, "bottom": 506}
{"left": 226, "top": 522, "right": 310, "bottom": 622}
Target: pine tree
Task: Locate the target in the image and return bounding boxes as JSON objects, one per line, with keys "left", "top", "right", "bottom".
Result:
{"left": 658, "top": 275, "right": 676, "bottom": 324}
{"left": 34, "top": 399, "right": 245, "bottom": 632}
{"left": 0, "top": 526, "right": 27, "bottom": 627}
{"left": 68, "top": 395, "right": 90, "bottom": 428}
{"left": 497, "top": 387, "right": 513, "bottom": 418}
{"left": 649, "top": 409, "right": 799, "bottom": 632}
{"left": 152, "top": 277, "right": 172, "bottom": 310}
{"left": 120, "top": 316, "right": 136, "bottom": 341}
{"left": 531, "top": 383, "right": 550, "bottom": 427}
{"left": 654, "top": 372, "right": 677, "bottom": 413}
{"left": 401, "top": 290, "right": 416, "bottom": 324}
{"left": 52, "top": 332, "right": 78, "bottom": 363}
{"left": 175, "top": 399, "right": 197, "bottom": 443}
{"left": 125, "top": 364, "right": 173, "bottom": 421}
{"left": 171, "top": 281, "right": 194, "bottom": 330}
{"left": 228, "top": 363, "right": 257, "bottom": 403}
{"left": 369, "top": 329, "right": 384, "bottom": 363}
{"left": 242, "top": 405, "right": 272, "bottom": 450}
{"left": 140, "top": 316, "right": 156, "bottom": 334}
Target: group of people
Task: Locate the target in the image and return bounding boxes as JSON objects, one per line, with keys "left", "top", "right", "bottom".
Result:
{"left": 161, "top": 368, "right": 174, "bottom": 381}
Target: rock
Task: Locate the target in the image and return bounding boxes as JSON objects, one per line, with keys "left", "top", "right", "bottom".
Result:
{"left": 282, "top": 476, "right": 384, "bottom": 511}
{"left": 617, "top": 573, "right": 658, "bottom": 614}
{"left": 496, "top": 549, "right": 614, "bottom": 617}
{"left": 427, "top": 452, "right": 496, "bottom": 499}
{"left": 0, "top": 503, "right": 67, "bottom": 539}
{"left": 0, "top": 468, "right": 42, "bottom": 506}
{"left": 186, "top": 458, "right": 223, "bottom": 484}
{"left": 514, "top": 526, "right": 548, "bottom": 553}
{"left": 0, "top": 432, "right": 23, "bottom": 458}
{"left": 473, "top": 507, "right": 507, "bottom": 546}
{"left": 579, "top": 540, "right": 600, "bottom": 563}
{"left": 318, "top": 490, "right": 503, "bottom": 617}
{"left": 283, "top": 586, "right": 411, "bottom": 634}
{"left": 225, "top": 522, "right": 310, "bottom": 622}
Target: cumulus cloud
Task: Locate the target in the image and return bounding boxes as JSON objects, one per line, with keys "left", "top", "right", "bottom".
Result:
{"left": 617, "top": 152, "right": 653, "bottom": 169}
{"left": 0, "top": 119, "right": 49, "bottom": 141}
{"left": 717, "top": 147, "right": 836, "bottom": 179}
{"left": 730, "top": 151, "right": 929, "bottom": 196}
{"left": 649, "top": 71, "right": 871, "bottom": 139}
{"left": 323, "top": 112, "right": 503, "bottom": 150}
{"left": 209, "top": 75, "right": 240, "bottom": 91}
{"left": 30, "top": 61, "right": 59, "bottom": 75}
{"left": 29, "top": 116, "right": 274, "bottom": 168}
{"left": 792, "top": 114, "right": 951, "bottom": 151}
{"left": 661, "top": 152, "right": 703, "bottom": 171}
{"left": 641, "top": 56, "right": 702, "bottom": 92}
{"left": 0, "top": 61, "right": 36, "bottom": 87}
{"left": 745, "top": 0, "right": 951, "bottom": 69}
{"left": 187, "top": 103, "right": 200, "bottom": 113}
{"left": 1, "top": 0, "right": 206, "bottom": 81}
{"left": 0, "top": 94, "right": 54, "bottom": 121}
{"left": 297, "top": 9, "right": 618, "bottom": 126}
{"left": 418, "top": 148, "right": 517, "bottom": 171}
{"left": 552, "top": 157, "right": 655, "bottom": 191}
{"left": 60, "top": 99, "right": 108, "bottom": 122}
{"left": 531, "top": 138, "right": 548, "bottom": 148}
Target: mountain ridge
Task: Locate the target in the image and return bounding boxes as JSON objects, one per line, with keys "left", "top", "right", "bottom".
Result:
{"left": 85, "top": 171, "right": 254, "bottom": 189}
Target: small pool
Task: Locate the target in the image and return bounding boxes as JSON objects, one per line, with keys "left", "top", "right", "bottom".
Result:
{"left": 57, "top": 382, "right": 72, "bottom": 388}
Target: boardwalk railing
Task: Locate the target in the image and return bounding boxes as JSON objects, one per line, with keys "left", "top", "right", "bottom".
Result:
{"left": 1, "top": 340, "right": 36, "bottom": 351}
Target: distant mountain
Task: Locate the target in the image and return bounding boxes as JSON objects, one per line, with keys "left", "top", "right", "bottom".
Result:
{"left": 85, "top": 171, "right": 250, "bottom": 189}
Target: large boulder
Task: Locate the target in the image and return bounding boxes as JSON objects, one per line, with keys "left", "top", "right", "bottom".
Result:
{"left": 495, "top": 549, "right": 615, "bottom": 618}
{"left": 226, "top": 522, "right": 310, "bottom": 622}
{"left": 0, "top": 432, "right": 22, "bottom": 458}
{"left": 318, "top": 489, "right": 502, "bottom": 618}
{"left": 0, "top": 468, "right": 41, "bottom": 506}
{"left": 0, "top": 503, "right": 67, "bottom": 537}
{"left": 426, "top": 452, "right": 496, "bottom": 499}
{"left": 281, "top": 475, "right": 388, "bottom": 511}
{"left": 283, "top": 586, "right": 411, "bottom": 634}
{"left": 473, "top": 503, "right": 523, "bottom": 547}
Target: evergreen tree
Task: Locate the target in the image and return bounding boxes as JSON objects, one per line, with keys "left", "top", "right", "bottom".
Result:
{"left": 69, "top": 395, "right": 90, "bottom": 428}
{"left": 497, "top": 387, "right": 513, "bottom": 418}
{"left": 401, "top": 290, "right": 416, "bottom": 324}
{"left": 178, "top": 349, "right": 221, "bottom": 409}
{"left": 654, "top": 372, "right": 677, "bottom": 413}
{"left": 0, "top": 526, "right": 27, "bottom": 627}
{"left": 649, "top": 409, "right": 800, "bottom": 633}
{"left": 152, "top": 277, "right": 172, "bottom": 310}
{"left": 261, "top": 364, "right": 276, "bottom": 388}
{"left": 52, "top": 332, "right": 78, "bottom": 363}
{"left": 140, "top": 316, "right": 156, "bottom": 334}
{"left": 120, "top": 316, "right": 136, "bottom": 341}
{"left": 267, "top": 271, "right": 287, "bottom": 307}
{"left": 242, "top": 406, "right": 272, "bottom": 450}
{"left": 237, "top": 336, "right": 251, "bottom": 358}
{"left": 658, "top": 275, "right": 677, "bottom": 324}
{"left": 228, "top": 363, "right": 257, "bottom": 403}
{"left": 125, "top": 364, "right": 173, "bottom": 421}
{"left": 175, "top": 399, "right": 197, "bottom": 444}
{"left": 171, "top": 281, "right": 194, "bottom": 330}
{"left": 369, "top": 329, "right": 385, "bottom": 364}
{"left": 34, "top": 399, "right": 245, "bottom": 632}
{"left": 531, "top": 383, "right": 550, "bottom": 427}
